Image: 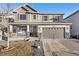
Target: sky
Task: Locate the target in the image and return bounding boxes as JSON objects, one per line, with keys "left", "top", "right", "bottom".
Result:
{"left": 0, "top": 3, "right": 79, "bottom": 18}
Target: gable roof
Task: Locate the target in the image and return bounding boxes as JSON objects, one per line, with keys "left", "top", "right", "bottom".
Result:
{"left": 13, "top": 4, "right": 38, "bottom": 13}
{"left": 64, "top": 10, "right": 79, "bottom": 20}
{"left": 21, "top": 7, "right": 29, "bottom": 11}
{"left": 26, "top": 5, "right": 37, "bottom": 12}
{"left": 13, "top": 4, "right": 64, "bottom": 15}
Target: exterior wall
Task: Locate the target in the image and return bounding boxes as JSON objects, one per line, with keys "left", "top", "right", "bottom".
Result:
{"left": 29, "top": 13, "right": 41, "bottom": 22}
{"left": 65, "top": 12, "right": 79, "bottom": 36}
{"left": 65, "top": 26, "right": 70, "bottom": 39}
{"left": 13, "top": 7, "right": 63, "bottom": 23}
{"left": 15, "top": 7, "right": 27, "bottom": 13}
{"left": 40, "top": 14, "right": 63, "bottom": 22}
{"left": 13, "top": 12, "right": 63, "bottom": 23}
{"left": 9, "top": 24, "right": 70, "bottom": 39}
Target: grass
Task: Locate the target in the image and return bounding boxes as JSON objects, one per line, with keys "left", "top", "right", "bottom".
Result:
{"left": 0, "top": 40, "right": 36, "bottom": 56}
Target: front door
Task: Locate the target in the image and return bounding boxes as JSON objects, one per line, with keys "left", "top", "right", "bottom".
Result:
{"left": 30, "top": 25, "right": 38, "bottom": 37}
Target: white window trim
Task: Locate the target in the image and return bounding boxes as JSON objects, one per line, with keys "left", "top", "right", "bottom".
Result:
{"left": 19, "top": 13, "right": 27, "bottom": 20}
{"left": 42, "top": 16, "right": 49, "bottom": 21}
{"left": 33, "top": 15, "right": 36, "bottom": 19}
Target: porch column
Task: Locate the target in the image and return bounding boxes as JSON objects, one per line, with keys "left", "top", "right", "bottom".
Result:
{"left": 38, "top": 26, "right": 42, "bottom": 39}
{"left": 9, "top": 25, "right": 13, "bottom": 37}
{"left": 9, "top": 25, "right": 13, "bottom": 32}
{"left": 27, "top": 25, "right": 30, "bottom": 37}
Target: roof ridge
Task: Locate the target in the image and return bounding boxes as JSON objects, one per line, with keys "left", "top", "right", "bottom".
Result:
{"left": 26, "top": 5, "right": 37, "bottom": 12}
{"left": 21, "top": 7, "right": 29, "bottom": 11}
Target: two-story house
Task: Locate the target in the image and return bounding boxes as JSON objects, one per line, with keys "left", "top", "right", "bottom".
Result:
{"left": 0, "top": 5, "right": 72, "bottom": 40}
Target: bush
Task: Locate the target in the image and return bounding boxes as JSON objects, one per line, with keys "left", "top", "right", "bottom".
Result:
{"left": 52, "top": 51, "right": 58, "bottom": 56}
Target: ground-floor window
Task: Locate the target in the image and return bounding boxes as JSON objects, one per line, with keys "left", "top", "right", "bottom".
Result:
{"left": 20, "top": 26, "right": 27, "bottom": 31}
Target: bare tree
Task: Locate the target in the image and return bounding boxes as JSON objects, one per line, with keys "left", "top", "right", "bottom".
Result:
{"left": 0, "top": 3, "right": 13, "bottom": 13}
{"left": 0, "top": 3, "right": 13, "bottom": 49}
{"left": 5, "top": 3, "right": 13, "bottom": 13}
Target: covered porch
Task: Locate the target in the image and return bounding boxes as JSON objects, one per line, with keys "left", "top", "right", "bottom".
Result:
{"left": 9, "top": 24, "right": 38, "bottom": 38}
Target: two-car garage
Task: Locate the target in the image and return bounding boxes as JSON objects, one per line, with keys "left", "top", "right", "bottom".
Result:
{"left": 42, "top": 27, "right": 65, "bottom": 39}
{"left": 38, "top": 23, "right": 71, "bottom": 39}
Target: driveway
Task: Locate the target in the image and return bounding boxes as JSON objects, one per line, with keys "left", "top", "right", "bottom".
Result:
{"left": 42, "top": 39, "right": 79, "bottom": 56}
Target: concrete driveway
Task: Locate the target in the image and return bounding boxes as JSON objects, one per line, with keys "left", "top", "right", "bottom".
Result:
{"left": 42, "top": 39, "right": 79, "bottom": 56}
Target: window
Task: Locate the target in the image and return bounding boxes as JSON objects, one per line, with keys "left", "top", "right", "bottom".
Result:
{"left": 53, "top": 16, "right": 59, "bottom": 22}
{"left": 33, "top": 15, "right": 36, "bottom": 19}
{"left": 20, "top": 14, "right": 26, "bottom": 20}
{"left": 21, "top": 26, "right": 27, "bottom": 31}
{"left": 42, "top": 16, "right": 48, "bottom": 21}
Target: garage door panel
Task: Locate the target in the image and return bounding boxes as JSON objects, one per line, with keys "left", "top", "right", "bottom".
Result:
{"left": 59, "top": 28, "right": 62, "bottom": 38}
{"left": 51, "top": 28, "right": 54, "bottom": 39}
{"left": 43, "top": 28, "right": 49, "bottom": 39}
{"left": 54, "top": 28, "right": 58, "bottom": 39}
{"left": 48, "top": 28, "right": 50, "bottom": 39}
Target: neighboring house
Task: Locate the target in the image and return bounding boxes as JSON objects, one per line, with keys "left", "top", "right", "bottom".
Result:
{"left": 64, "top": 10, "right": 79, "bottom": 38}
{"left": 0, "top": 5, "right": 72, "bottom": 40}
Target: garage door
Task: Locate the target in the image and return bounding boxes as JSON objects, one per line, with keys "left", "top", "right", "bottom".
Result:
{"left": 42, "top": 27, "right": 64, "bottom": 39}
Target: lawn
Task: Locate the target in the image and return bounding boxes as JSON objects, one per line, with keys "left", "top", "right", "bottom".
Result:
{"left": 0, "top": 40, "right": 36, "bottom": 56}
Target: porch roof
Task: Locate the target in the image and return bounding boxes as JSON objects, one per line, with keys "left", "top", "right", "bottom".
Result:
{"left": 9, "top": 22, "right": 72, "bottom": 25}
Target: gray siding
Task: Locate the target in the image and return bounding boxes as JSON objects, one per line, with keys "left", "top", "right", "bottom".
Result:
{"left": 65, "top": 12, "right": 79, "bottom": 36}
{"left": 13, "top": 7, "right": 63, "bottom": 23}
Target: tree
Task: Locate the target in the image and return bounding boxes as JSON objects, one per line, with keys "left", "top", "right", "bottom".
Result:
{"left": 0, "top": 3, "right": 13, "bottom": 49}
{"left": 0, "top": 3, "right": 13, "bottom": 13}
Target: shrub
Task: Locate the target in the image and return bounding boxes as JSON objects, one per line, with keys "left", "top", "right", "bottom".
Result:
{"left": 52, "top": 51, "right": 58, "bottom": 56}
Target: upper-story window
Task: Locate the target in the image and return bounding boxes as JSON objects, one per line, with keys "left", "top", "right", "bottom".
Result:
{"left": 33, "top": 15, "right": 36, "bottom": 19}
{"left": 20, "top": 14, "right": 26, "bottom": 20}
{"left": 53, "top": 16, "right": 59, "bottom": 22}
{"left": 42, "top": 16, "right": 48, "bottom": 21}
